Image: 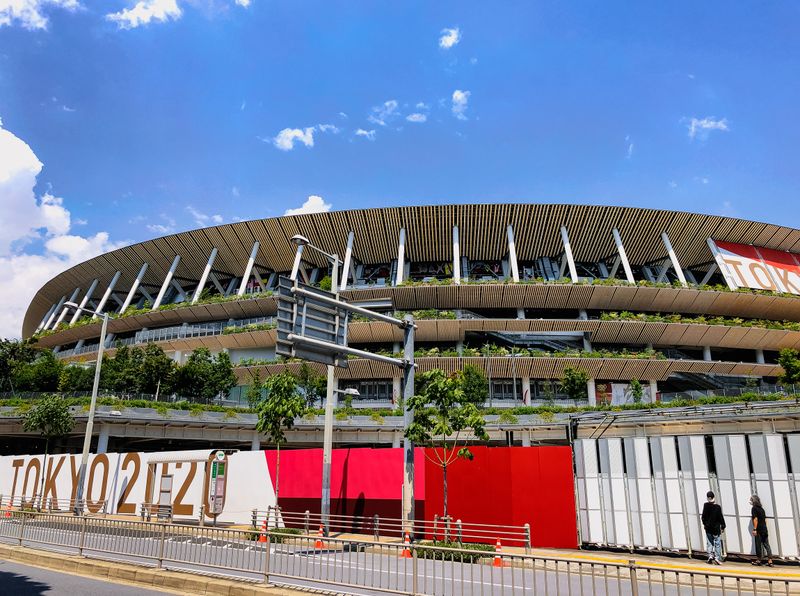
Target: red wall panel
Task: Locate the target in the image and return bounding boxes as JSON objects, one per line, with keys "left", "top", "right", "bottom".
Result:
{"left": 423, "top": 446, "right": 578, "bottom": 549}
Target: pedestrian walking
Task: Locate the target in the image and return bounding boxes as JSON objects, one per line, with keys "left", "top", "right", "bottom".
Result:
{"left": 701, "top": 491, "right": 725, "bottom": 564}
{"left": 750, "top": 495, "right": 774, "bottom": 567}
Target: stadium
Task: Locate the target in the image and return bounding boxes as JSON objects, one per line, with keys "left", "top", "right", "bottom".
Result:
{"left": 23, "top": 203, "right": 800, "bottom": 399}
{"left": 6, "top": 203, "right": 800, "bottom": 559}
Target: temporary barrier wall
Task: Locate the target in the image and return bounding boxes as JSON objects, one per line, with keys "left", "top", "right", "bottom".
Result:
{"left": 575, "top": 433, "right": 800, "bottom": 560}
{"left": 0, "top": 449, "right": 275, "bottom": 524}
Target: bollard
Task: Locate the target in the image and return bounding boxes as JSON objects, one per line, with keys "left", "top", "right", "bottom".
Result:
{"left": 433, "top": 514, "right": 439, "bottom": 541}
{"left": 628, "top": 560, "right": 639, "bottom": 596}
{"left": 251, "top": 508, "right": 258, "bottom": 529}
{"left": 524, "top": 523, "right": 531, "bottom": 554}
{"left": 18, "top": 510, "right": 26, "bottom": 546}
{"left": 456, "top": 519, "right": 462, "bottom": 544}
{"left": 373, "top": 514, "right": 380, "bottom": 540}
{"left": 304, "top": 510, "right": 310, "bottom": 534}
{"left": 199, "top": 504, "right": 205, "bottom": 528}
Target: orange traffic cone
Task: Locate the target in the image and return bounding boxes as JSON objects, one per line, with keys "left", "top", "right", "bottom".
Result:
{"left": 400, "top": 532, "right": 412, "bottom": 558}
{"left": 493, "top": 539, "right": 507, "bottom": 567}
{"left": 3, "top": 506, "right": 10, "bottom": 518}
{"left": 314, "top": 524, "right": 326, "bottom": 549}
{"left": 258, "top": 519, "right": 268, "bottom": 543}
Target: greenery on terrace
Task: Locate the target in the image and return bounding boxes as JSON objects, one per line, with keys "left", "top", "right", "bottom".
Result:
{"left": 600, "top": 311, "right": 800, "bottom": 332}
{"left": 35, "top": 290, "right": 272, "bottom": 337}
{"left": 2, "top": 391, "right": 800, "bottom": 422}
{"left": 398, "top": 275, "right": 800, "bottom": 299}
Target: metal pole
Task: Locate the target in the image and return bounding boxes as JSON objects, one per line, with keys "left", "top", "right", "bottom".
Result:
{"left": 320, "top": 255, "right": 339, "bottom": 533}
{"left": 402, "top": 314, "right": 415, "bottom": 536}
{"left": 74, "top": 312, "right": 108, "bottom": 515}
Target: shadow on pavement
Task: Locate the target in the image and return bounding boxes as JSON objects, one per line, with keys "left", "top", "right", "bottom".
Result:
{"left": 0, "top": 568, "right": 50, "bottom": 595}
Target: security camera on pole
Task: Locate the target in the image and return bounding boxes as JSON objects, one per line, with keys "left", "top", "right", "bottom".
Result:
{"left": 280, "top": 234, "right": 417, "bottom": 536}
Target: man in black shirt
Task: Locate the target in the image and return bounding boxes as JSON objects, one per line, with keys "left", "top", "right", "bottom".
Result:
{"left": 701, "top": 491, "right": 725, "bottom": 564}
{"left": 750, "top": 495, "right": 773, "bottom": 566}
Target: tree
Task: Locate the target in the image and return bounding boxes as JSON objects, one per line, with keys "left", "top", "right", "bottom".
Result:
{"left": 14, "top": 350, "right": 63, "bottom": 392}
{"left": 778, "top": 348, "right": 800, "bottom": 386}
{"left": 458, "top": 364, "right": 488, "bottom": 405}
{"left": 0, "top": 339, "right": 38, "bottom": 393}
{"left": 22, "top": 394, "right": 74, "bottom": 508}
{"left": 404, "top": 369, "right": 489, "bottom": 521}
{"left": 295, "top": 362, "right": 326, "bottom": 406}
{"left": 59, "top": 365, "right": 94, "bottom": 392}
{"left": 560, "top": 366, "right": 589, "bottom": 402}
{"left": 210, "top": 351, "right": 237, "bottom": 399}
{"left": 255, "top": 372, "right": 307, "bottom": 501}
{"left": 101, "top": 345, "right": 141, "bottom": 394}
{"left": 629, "top": 379, "right": 644, "bottom": 404}
{"left": 246, "top": 370, "right": 264, "bottom": 408}
{"left": 139, "top": 344, "right": 175, "bottom": 396}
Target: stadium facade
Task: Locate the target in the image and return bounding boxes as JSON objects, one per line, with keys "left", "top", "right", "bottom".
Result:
{"left": 24, "top": 203, "right": 800, "bottom": 403}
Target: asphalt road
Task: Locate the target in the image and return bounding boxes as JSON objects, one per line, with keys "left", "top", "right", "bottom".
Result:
{"left": 0, "top": 559, "right": 169, "bottom": 595}
{"left": 0, "top": 517, "right": 788, "bottom": 596}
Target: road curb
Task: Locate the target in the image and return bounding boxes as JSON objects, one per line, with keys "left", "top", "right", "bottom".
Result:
{"left": 0, "top": 543, "right": 312, "bottom": 595}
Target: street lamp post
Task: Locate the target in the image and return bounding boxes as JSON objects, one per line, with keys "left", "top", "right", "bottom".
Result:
{"left": 288, "top": 234, "right": 345, "bottom": 533}
{"left": 62, "top": 301, "right": 109, "bottom": 515}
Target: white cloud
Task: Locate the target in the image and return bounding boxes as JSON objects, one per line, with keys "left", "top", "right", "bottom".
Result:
{"left": 406, "top": 113, "right": 427, "bottom": 123}
{"left": 668, "top": 181, "right": 678, "bottom": 189}
{"left": 687, "top": 116, "right": 729, "bottom": 140}
{"left": 625, "top": 135, "right": 634, "bottom": 159}
{"left": 318, "top": 123, "right": 340, "bottom": 134}
{"left": 0, "top": 0, "right": 79, "bottom": 30}
{"left": 338, "top": 112, "right": 348, "bottom": 119}
{"left": 186, "top": 206, "right": 223, "bottom": 227}
{"left": 439, "top": 26, "right": 461, "bottom": 49}
{"left": 451, "top": 89, "right": 470, "bottom": 120}
{"left": 368, "top": 100, "right": 399, "bottom": 126}
{"left": 235, "top": 0, "right": 250, "bottom": 6}
{"left": 106, "top": 0, "right": 181, "bottom": 29}
{"left": 231, "top": 186, "right": 240, "bottom": 197}
{"left": 283, "top": 195, "right": 332, "bottom": 216}
{"left": 146, "top": 223, "right": 173, "bottom": 234}
{"left": 355, "top": 129, "right": 375, "bottom": 141}
{"left": 415, "top": 102, "right": 428, "bottom": 110}
{"left": 0, "top": 119, "right": 123, "bottom": 338}
{"left": 272, "top": 127, "right": 315, "bottom": 151}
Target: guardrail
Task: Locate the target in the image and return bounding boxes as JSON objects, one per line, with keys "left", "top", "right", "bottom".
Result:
{"left": 0, "top": 510, "right": 796, "bottom": 595}
{"left": 0, "top": 495, "right": 109, "bottom": 515}
{"left": 257, "top": 506, "right": 529, "bottom": 550}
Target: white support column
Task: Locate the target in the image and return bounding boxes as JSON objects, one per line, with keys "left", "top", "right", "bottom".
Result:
{"left": 120, "top": 263, "right": 149, "bottom": 314}
{"left": 153, "top": 255, "right": 180, "bottom": 310}
{"left": 53, "top": 287, "right": 81, "bottom": 328}
{"left": 170, "top": 279, "right": 186, "bottom": 300}
{"left": 587, "top": 379, "right": 597, "bottom": 406}
{"left": 703, "top": 346, "right": 712, "bottom": 361}
{"left": 340, "top": 231, "right": 355, "bottom": 291}
{"left": 208, "top": 272, "right": 227, "bottom": 295}
{"left": 755, "top": 349, "right": 765, "bottom": 365}
{"left": 612, "top": 228, "right": 635, "bottom": 283}
{"left": 38, "top": 298, "right": 63, "bottom": 332}
{"left": 96, "top": 424, "right": 110, "bottom": 455}
{"left": 392, "top": 432, "right": 402, "bottom": 448}
{"left": 70, "top": 279, "right": 99, "bottom": 325}
{"left": 395, "top": 228, "right": 406, "bottom": 286}
{"left": 521, "top": 432, "right": 531, "bottom": 447}
{"left": 238, "top": 242, "right": 260, "bottom": 296}
{"left": 522, "top": 377, "right": 531, "bottom": 406}
{"left": 661, "top": 232, "right": 687, "bottom": 287}
{"left": 507, "top": 224, "right": 520, "bottom": 282}
{"left": 289, "top": 244, "right": 304, "bottom": 281}
{"left": 452, "top": 225, "right": 461, "bottom": 284}
{"left": 392, "top": 377, "right": 401, "bottom": 405}
{"left": 251, "top": 433, "right": 261, "bottom": 451}
{"left": 93, "top": 271, "right": 121, "bottom": 318}
{"left": 699, "top": 264, "right": 718, "bottom": 287}
{"left": 649, "top": 380, "right": 658, "bottom": 403}
{"left": 193, "top": 247, "right": 218, "bottom": 303}
{"left": 560, "top": 226, "right": 578, "bottom": 283}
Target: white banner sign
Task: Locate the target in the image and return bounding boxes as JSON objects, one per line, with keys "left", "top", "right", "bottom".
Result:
{"left": 709, "top": 239, "right": 800, "bottom": 295}
{"left": 0, "top": 449, "right": 275, "bottom": 524}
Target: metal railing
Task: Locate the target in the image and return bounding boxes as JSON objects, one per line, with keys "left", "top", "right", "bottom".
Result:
{"left": 257, "top": 507, "right": 529, "bottom": 550}
{"left": 0, "top": 494, "right": 109, "bottom": 515}
{"left": 0, "top": 510, "right": 797, "bottom": 595}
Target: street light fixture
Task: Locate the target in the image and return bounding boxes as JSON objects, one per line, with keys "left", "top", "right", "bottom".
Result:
{"left": 288, "top": 235, "right": 345, "bottom": 532}
{"left": 62, "top": 301, "right": 110, "bottom": 515}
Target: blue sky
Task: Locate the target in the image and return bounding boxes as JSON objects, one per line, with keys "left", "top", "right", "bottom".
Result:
{"left": 0, "top": 0, "right": 799, "bottom": 335}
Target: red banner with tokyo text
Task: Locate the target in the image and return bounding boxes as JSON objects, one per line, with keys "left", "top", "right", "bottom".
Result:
{"left": 713, "top": 240, "right": 800, "bottom": 295}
